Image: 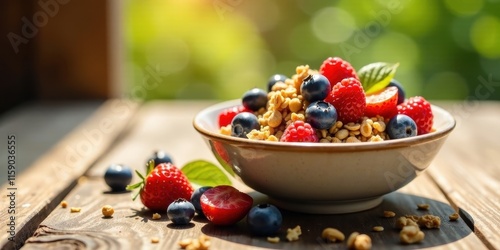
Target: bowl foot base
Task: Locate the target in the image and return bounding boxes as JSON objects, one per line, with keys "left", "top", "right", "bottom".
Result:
{"left": 269, "top": 196, "right": 384, "bottom": 214}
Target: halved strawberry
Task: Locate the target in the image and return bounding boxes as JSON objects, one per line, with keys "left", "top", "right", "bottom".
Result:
{"left": 200, "top": 185, "right": 253, "bottom": 225}
{"left": 218, "top": 106, "right": 251, "bottom": 128}
{"left": 365, "top": 86, "right": 398, "bottom": 119}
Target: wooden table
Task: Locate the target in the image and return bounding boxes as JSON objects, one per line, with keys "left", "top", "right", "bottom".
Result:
{"left": 1, "top": 100, "right": 499, "bottom": 250}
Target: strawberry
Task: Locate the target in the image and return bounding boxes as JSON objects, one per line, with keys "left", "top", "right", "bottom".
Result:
{"left": 319, "top": 57, "right": 359, "bottom": 89}
{"left": 365, "top": 86, "right": 399, "bottom": 119}
{"left": 397, "top": 96, "right": 434, "bottom": 135}
{"left": 280, "top": 120, "right": 319, "bottom": 142}
{"left": 200, "top": 185, "right": 253, "bottom": 225}
{"left": 127, "top": 161, "right": 194, "bottom": 212}
{"left": 324, "top": 77, "right": 366, "bottom": 123}
{"left": 218, "top": 105, "right": 251, "bottom": 128}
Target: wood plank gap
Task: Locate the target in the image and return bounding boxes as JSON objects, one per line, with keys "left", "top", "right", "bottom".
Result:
{"left": 0, "top": 99, "right": 140, "bottom": 250}
{"left": 425, "top": 168, "right": 498, "bottom": 250}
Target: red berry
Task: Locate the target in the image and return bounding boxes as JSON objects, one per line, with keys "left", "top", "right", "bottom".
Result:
{"left": 127, "top": 162, "right": 194, "bottom": 212}
{"left": 212, "top": 141, "right": 230, "bottom": 166}
{"left": 319, "top": 57, "right": 359, "bottom": 88}
{"left": 200, "top": 185, "right": 253, "bottom": 225}
{"left": 280, "top": 120, "right": 319, "bottom": 142}
{"left": 324, "top": 78, "right": 366, "bottom": 123}
{"left": 365, "top": 86, "right": 399, "bottom": 119}
{"left": 397, "top": 96, "right": 434, "bottom": 135}
{"left": 218, "top": 106, "right": 251, "bottom": 128}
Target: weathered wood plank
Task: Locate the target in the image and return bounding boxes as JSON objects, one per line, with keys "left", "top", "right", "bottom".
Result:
{"left": 21, "top": 172, "right": 485, "bottom": 250}
{"left": 427, "top": 101, "right": 500, "bottom": 249}
{"left": 21, "top": 101, "right": 487, "bottom": 250}
{"left": 0, "top": 101, "right": 103, "bottom": 186}
{"left": 0, "top": 99, "right": 139, "bottom": 250}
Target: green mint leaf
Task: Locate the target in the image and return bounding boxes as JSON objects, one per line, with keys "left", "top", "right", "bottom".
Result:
{"left": 181, "top": 160, "right": 232, "bottom": 187}
{"left": 358, "top": 62, "right": 399, "bottom": 94}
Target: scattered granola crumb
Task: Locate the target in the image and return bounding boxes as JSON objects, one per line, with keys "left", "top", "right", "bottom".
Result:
{"left": 417, "top": 203, "right": 430, "bottom": 210}
{"left": 101, "top": 205, "right": 114, "bottom": 217}
{"left": 151, "top": 237, "right": 160, "bottom": 244}
{"left": 321, "top": 227, "right": 345, "bottom": 242}
{"left": 78, "top": 176, "right": 88, "bottom": 184}
{"left": 267, "top": 236, "right": 280, "bottom": 243}
{"left": 449, "top": 212, "right": 460, "bottom": 221}
{"left": 383, "top": 210, "right": 396, "bottom": 218}
{"left": 400, "top": 225, "right": 425, "bottom": 244}
{"left": 60, "top": 200, "right": 68, "bottom": 208}
{"left": 152, "top": 213, "right": 161, "bottom": 220}
{"left": 395, "top": 216, "right": 419, "bottom": 229}
{"left": 372, "top": 226, "right": 384, "bottom": 232}
{"left": 70, "top": 207, "right": 81, "bottom": 213}
{"left": 347, "top": 232, "right": 371, "bottom": 250}
{"left": 286, "top": 225, "right": 302, "bottom": 241}
{"left": 179, "top": 235, "right": 210, "bottom": 250}
{"left": 418, "top": 214, "right": 441, "bottom": 229}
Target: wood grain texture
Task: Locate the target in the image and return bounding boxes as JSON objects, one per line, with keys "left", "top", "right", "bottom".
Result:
{"left": 20, "top": 101, "right": 490, "bottom": 250}
{"left": 21, "top": 172, "right": 485, "bottom": 250}
{"left": 0, "top": 100, "right": 139, "bottom": 250}
{"left": 427, "top": 101, "right": 500, "bottom": 249}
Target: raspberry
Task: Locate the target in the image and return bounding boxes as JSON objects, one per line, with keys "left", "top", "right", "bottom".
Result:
{"left": 324, "top": 78, "right": 366, "bottom": 123}
{"left": 319, "top": 57, "right": 359, "bottom": 87}
{"left": 280, "top": 121, "right": 318, "bottom": 142}
{"left": 397, "top": 96, "right": 433, "bottom": 135}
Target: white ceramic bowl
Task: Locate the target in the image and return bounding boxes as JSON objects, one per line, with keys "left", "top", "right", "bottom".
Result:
{"left": 193, "top": 99, "right": 455, "bottom": 214}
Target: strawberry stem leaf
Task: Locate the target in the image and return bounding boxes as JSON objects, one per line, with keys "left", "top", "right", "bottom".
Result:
{"left": 146, "top": 160, "right": 155, "bottom": 175}
{"left": 181, "top": 160, "right": 232, "bottom": 187}
{"left": 358, "top": 62, "right": 399, "bottom": 94}
{"left": 126, "top": 181, "right": 143, "bottom": 191}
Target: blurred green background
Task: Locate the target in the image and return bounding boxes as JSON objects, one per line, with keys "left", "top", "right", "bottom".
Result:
{"left": 124, "top": 0, "right": 500, "bottom": 101}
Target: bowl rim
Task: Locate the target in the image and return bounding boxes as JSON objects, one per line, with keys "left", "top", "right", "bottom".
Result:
{"left": 193, "top": 99, "right": 456, "bottom": 152}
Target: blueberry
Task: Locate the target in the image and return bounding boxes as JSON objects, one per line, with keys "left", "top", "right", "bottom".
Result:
{"left": 387, "top": 114, "right": 417, "bottom": 139}
{"left": 190, "top": 186, "right": 212, "bottom": 216}
{"left": 231, "top": 112, "right": 260, "bottom": 138}
{"left": 167, "top": 198, "right": 195, "bottom": 225}
{"left": 305, "top": 101, "right": 337, "bottom": 130}
{"left": 242, "top": 88, "right": 268, "bottom": 111}
{"left": 300, "top": 74, "right": 331, "bottom": 102}
{"left": 104, "top": 164, "right": 133, "bottom": 192}
{"left": 388, "top": 79, "right": 406, "bottom": 105}
{"left": 267, "top": 74, "right": 287, "bottom": 92}
{"left": 147, "top": 150, "right": 173, "bottom": 166}
{"left": 247, "top": 204, "right": 283, "bottom": 236}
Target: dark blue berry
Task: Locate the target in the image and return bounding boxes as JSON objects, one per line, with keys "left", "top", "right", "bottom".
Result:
{"left": 190, "top": 186, "right": 212, "bottom": 216}
{"left": 148, "top": 150, "right": 173, "bottom": 166}
{"left": 300, "top": 74, "right": 331, "bottom": 102}
{"left": 242, "top": 88, "right": 268, "bottom": 111}
{"left": 387, "top": 114, "right": 417, "bottom": 139}
{"left": 104, "top": 164, "right": 133, "bottom": 192}
{"left": 388, "top": 79, "right": 405, "bottom": 105}
{"left": 167, "top": 198, "right": 195, "bottom": 225}
{"left": 247, "top": 204, "right": 282, "bottom": 236}
{"left": 305, "top": 101, "right": 337, "bottom": 130}
{"left": 267, "top": 74, "right": 287, "bottom": 92}
{"left": 231, "top": 112, "right": 260, "bottom": 138}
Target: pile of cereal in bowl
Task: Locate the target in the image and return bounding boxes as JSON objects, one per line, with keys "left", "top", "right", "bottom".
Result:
{"left": 218, "top": 57, "right": 434, "bottom": 143}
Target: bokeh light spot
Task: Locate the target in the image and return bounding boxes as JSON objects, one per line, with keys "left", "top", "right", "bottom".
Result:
{"left": 369, "top": 32, "right": 420, "bottom": 68}
{"left": 470, "top": 15, "right": 500, "bottom": 58}
{"left": 445, "top": 0, "right": 484, "bottom": 16}
{"left": 311, "top": 7, "right": 356, "bottom": 43}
